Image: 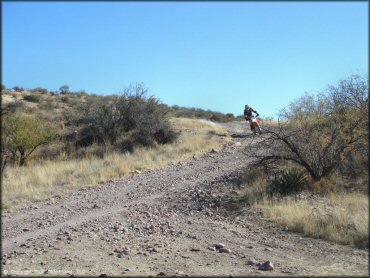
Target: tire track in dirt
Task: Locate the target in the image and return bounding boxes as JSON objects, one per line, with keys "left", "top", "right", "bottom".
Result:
{"left": 2, "top": 126, "right": 252, "bottom": 254}
{"left": 2, "top": 122, "right": 368, "bottom": 276}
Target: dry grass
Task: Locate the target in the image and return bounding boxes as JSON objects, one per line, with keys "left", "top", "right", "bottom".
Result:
{"left": 170, "top": 117, "right": 228, "bottom": 134}
{"left": 2, "top": 118, "right": 230, "bottom": 209}
{"left": 254, "top": 192, "right": 369, "bottom": 248}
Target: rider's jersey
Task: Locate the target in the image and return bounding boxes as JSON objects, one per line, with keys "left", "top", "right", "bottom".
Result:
{"left": 244, "top": 107, "right": 258, "bottom": 120}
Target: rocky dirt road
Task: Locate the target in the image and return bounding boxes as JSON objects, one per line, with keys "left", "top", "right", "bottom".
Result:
{"left": 2, "top": 122, "right": 368, "bottom": 276}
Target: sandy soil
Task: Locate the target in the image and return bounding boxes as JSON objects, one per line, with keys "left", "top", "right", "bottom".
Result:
{"left": 1, "top": 121, "right": 368, "bottom": 276}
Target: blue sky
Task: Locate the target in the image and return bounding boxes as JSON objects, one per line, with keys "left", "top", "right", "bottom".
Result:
{"left": 2, "top": 2, "right": 368, "bottom": 118}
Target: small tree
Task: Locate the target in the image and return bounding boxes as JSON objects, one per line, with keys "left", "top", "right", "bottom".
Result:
{"left": 250, "top": 75, "right": 368, "bottom": 181}
{"left": 3, "top": 114, "right": 59, "bottom": 166}
{"left": 59, "top": 85, "right": 70, "bottom": 94}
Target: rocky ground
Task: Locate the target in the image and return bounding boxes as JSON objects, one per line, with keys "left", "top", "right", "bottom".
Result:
{"left": 1, "top": 122, "right": 368, "bottom": 276}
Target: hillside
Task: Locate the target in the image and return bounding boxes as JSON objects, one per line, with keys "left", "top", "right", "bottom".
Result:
{"left": 1, "top": 88, "right": 234, "bottom": 208}
{"left": 1, "top": 78, "right": 368, "bottom": 276}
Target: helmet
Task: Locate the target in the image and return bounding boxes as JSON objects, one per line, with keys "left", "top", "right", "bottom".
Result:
{"left": 245, "top": 105, "right": 249, "bottom": 109}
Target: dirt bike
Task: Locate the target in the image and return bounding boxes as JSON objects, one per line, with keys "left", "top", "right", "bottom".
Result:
{"left": 249, "top": 117, "right": 262, "bottom": 135}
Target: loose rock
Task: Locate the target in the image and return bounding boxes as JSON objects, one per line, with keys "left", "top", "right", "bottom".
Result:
{"left": 247, "top": 259, "right": 258, "bottom": 265}
{"left": 258, "top": 261, "right": 274, "bottom": 271}
{"left": 214, "top": 243, "right": 225, "bottom": 249}
{"left": 219, "top": 247, "right": 231, "bottom": 253}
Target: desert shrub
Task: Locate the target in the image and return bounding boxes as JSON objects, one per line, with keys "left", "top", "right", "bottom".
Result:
{"left": 268, "top": 168, "right": 307, "bottom": 196}
{"left": 115, "top": 138, "right": 135, "bottom": 153}
{"left": 310, "top": 178, "right": 336, "bottom": 195}
{"left": 61, "top": 96, "right": 70, "bottom": 103}
{"left": 30, "top": 87, "right": 48, "bottom": 94}
{"left": 250, "top": 75, "right": 368, "bottom": 182}
{"left": 210, "top": 114, "right": 221, "bottom": 122}
{"left": 339, "top": 147, "right": 368, "bottom": 179}
{"left": 76, "top": 90, "right": 88, "bottom": 97}
{"left": 33, "top": 141, "right": 66, "bottom": 162}
{"left": 74, "top": 126, "right": 105, "bottom": 148}
{"left": 74, "top": 83, "right": 178, "bottom": 150}
{"left": 40, "top": 98, "right": 56, "bottom": 111}
{"left": 23, "top": 94, "right": 41, "bottom": 103}
{"left": 74, "top": 144, "right": 107, "bottom": 159}
{"left": 68, "top": 98, "right": 81, "bottom": 107}
{"left": 24, "top": 106, "right": 37, "bottom": 113}
{"left": 131, "top": 113, "right": 178, "bottom": 147}
{"left": 1, "top": 101, "right": 24, "bottom": 115}
{"left": 13, "top": 86, "right": 24, "bottom": 92}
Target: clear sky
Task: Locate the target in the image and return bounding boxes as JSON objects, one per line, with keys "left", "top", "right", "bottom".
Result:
{"left": 2, "top": 1, "right": 368, "bottom": 118}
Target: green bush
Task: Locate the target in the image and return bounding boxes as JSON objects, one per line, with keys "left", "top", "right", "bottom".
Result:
{"left": 2, "top": 114, "right": 59, "bottom": 166}
{"left": 269, "top": 168, "right": 307, "bottom": 196}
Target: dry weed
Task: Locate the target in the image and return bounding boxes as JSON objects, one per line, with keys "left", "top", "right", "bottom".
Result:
{"left": 2, "top": 118, "right": 229, "bottom": 208}
{"left": 255, "top": 192, "right": 368, "bottom": 248}
{"left": 310, "top": 178, "right": 337, "bottom": 195}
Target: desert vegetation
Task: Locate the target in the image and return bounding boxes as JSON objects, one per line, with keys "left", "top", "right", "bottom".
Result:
{"left": 169, "top": 105, "right": 239, "bottom": 122}
{"left": 240, "top": 74, "right": 369, "bottom": 248}
{"left": 256, "top": 192, "right": 368, "bottom": 248}
{"left": 1, "top": 75, "right": 368, "bottom": 250}
{"left": 1, "top": 84, "right": 230, "bottom": 208}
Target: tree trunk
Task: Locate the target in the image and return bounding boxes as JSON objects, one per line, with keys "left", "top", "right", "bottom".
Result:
{"left": 18, "top": 148, "right": 27, "bottom": 166}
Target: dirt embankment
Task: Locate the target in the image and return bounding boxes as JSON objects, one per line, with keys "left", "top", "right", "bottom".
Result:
{"left": 1, "top": 122, "right": 368, "bottom": 276}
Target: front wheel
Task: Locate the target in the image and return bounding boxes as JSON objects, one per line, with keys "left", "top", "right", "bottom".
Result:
{"left": 251, "top": 121, "right": 262, "bottom": 135}
{"left": 256, "top": 125, "right": 262, "bottom": 135}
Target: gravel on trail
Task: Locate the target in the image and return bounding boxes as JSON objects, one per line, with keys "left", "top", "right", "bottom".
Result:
{"left": 2, "top": 121, "right": 368, "bottom": 276}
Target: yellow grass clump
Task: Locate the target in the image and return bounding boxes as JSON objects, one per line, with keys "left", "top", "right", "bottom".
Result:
{"left": 254, "top": 192, "right": 368, "bottom": 248}
{"left": 2, "top": 118, "right": 230, "bottom": 209}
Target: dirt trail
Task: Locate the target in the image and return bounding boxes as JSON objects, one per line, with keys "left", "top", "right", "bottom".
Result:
{"left": 2, "top": 122, "right": 368, "bottom": 276}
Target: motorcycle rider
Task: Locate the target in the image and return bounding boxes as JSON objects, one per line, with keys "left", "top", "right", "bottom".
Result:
{"left": 244, "top": 105, "right": 260, "bottom": 131}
